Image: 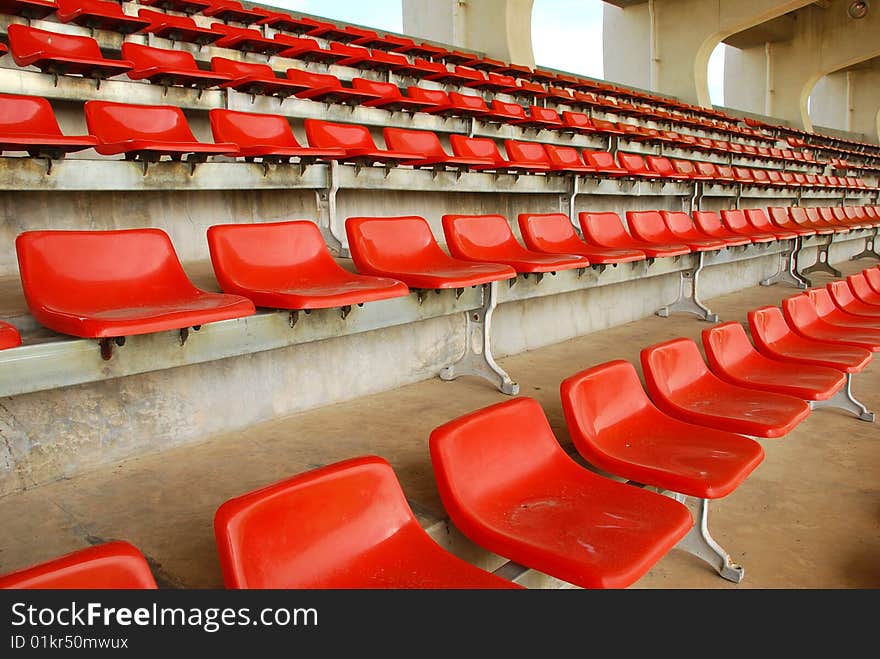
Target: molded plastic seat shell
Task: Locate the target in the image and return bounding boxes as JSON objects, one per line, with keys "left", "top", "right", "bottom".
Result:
{"left": 517, "top": 213, "right": 645, "bottom": 264}
{"left": 210, "top": 23, "right": 290, "bottom": 56}
{"left": 137, "top": 9, "right": 223, "bottom": 45}
{"left": 848, "top": 272, "right": 880, "bottom": 306}
{"left": 214, "top": 456, "right": 520, "bottom": 589}
{"left": 640, "top": 337, "right": 811, "bottom": 438}
{"left": 0, "top": 93, "right": 98, "bottom": 157}
{"left": 0, "top": 541, "right": 157, "bottom": 589}
{"left": 827, "top": 280, "right": 880, "bottom": 319}
{"left": 691, "top": 211, "right": 753, "bottom": 246}
{"left": 16, "top": 229, "right": 256, "bottom": 338}
{"left": 579, "top": 211, "right": 690, "bottom": 258}
{"left": 0, "top": 0, "right": 57, "bottom": 20}
{"left": 0, "top": 320, "right": 21, "bottom": 350}
{"left": 382, "top": 127, "right": 492, "bottom": 169}
{"left": 122, "top": 42, "right": 231, "bottom": 89}
{"left": 429, "top": 397, "right": 693, "bottom": 589}
{"left": 56, "top": 0, "right": 151, "bottom": 34}
{"left": 656, "top": 211, "right": 729, "bottom": 250}
{"left": 441, "top": 214, "right": 590, "bottom": 273}
{"left": 449, "top": 135, "right": 548, "bottom": 173}
{"left": 303, "top": 119, "right": 421, "bottom": 165}
{"left": 7, "top": 24, "right": 134, "bottom": 79}
{"left": 702, "top": 322, "right": 845, "bottom": 401}
{"left": 782, "top": 294, "right": 880, "bottom": 351}
{"left": 561, "top": 360, "right": 764, "bottom": 499}
{"left": 210, "top": 57, "right": 311, "bottom": 98}
{"left": 353, "top": 79, "right": 436, "bottom": 112}
{"left": 720, "top": 209, "right": 784, "bottom": 242}
{"left": 807, "top": 287, "right": 880, "bottom": 328}
{"left": 207, "top": 221, "right": 409, "bottom": 310}
{"left": 202, "top": 0, "right": 265, "bottom": 24}
{"left": 759, "top": 207, "right": 815, "bottom": 237}
{"left": 346, "top": 216, "right": 516, "bottom": 289}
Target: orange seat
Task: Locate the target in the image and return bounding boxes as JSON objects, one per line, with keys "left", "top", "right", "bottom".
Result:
{"left": 122, "top": 42, "right": 231, "bottom": 89}
{"left": 383, "top": 127, "right": 493, "bottom": 169}
{"left": 657, "top": 211, "right": 729, "bottom": 250}
{"left": 0, "top": 320, "right": 21, "bottom": 350}
{"left": 807, "top": 287, "right": 880, "bottom": 328}
{"left": 561, "top": 360, "right": 764, "bottom": 499}
{"left": 702, "top": 321, "right": 845, "bottom": 401}
{"left": 517, "top": 213, "right": 645, "bottom": 265}
{"left": 782, "top": 294, "right": 880, "bottom": 350}
{"left": 0, "top": 541, "right": 157, "bottom": 589}
{"left": 137, "top": 8, "right": 223, "bottom": 45}
{"left": 345, "top": 216, "right": 515, "bottom": 289}
{"left": 691, "top": 211, "right": 753, "bottom": 247}
{"left": 640, "top": 337, "right": 811, "bottom": 437}
{"left": 0, "top": 93, "right": 98, "bottom": 158}
{"left": 208, "top": 109, "right": 344, "bottom": 163}
{"left": 207, "top": 221, "right": 409, "bottom": 310}
{"left": 210, "top": 58, "right": 310, "bottom": 98}
{"left": 748, "top": 305, "right": 872, "bottom": 373}
{"left": 449, "top": 135, "right": 548, "bottom": 173}
{"left": 429, "top": 397, "right": 693, "bottom": 589}
{"left": 827, "top": 280, "right": 880, "bottom": 318}
{"left": 7, "top": 24, "right": 134, "bottom": 80}
{"left": 579, "top": 211, "right": 690, "bottom": 258}
{"left": 56, "top": 0, "right": 150, "bottom": 34}
{"left": 303, "top": 119, "right": 421, "bottom": 166}
{"left": 16, "top": 229, "right": 256, "bottom": 339}
{"left": 442, "top": 214, "right": 590, "bottom": 273}
{"left": 84, "top": 101, "right": 236, "bottom": 160}
{"left": 848, "top": 272, "right": 880, "bottom": 306}
{"left": 214, "top": 455, "right": 519, "bottom": 589}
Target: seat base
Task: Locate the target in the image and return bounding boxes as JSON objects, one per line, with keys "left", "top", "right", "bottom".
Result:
{"left": 808, "top": 374, "right": 874, "bottom": 422}
{"left": 667, "top": 494, "right": 744, "bottom": 583}
{"left": 656, "top": 252, "right": 718, "bottom": 322}
{"left": 760, "top": 237, "right": 809, "bottom": 289}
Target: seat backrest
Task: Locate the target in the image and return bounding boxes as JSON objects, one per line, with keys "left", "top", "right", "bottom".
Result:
{"left": 442, "top": 214, "right": 527, "bottom": 259}
{"left": 732, "top": 166, "right": 754, "bottom": 181}
{"left": 627, "top": 210, "right": 672, "bottom": 243}
{"left": 766, "top": 206, "right": 790, "bottom": 226}
{"left": 748, "top": 305, "right": 794, "bottom": 347}
{"left": 448, "top": 92, "right": 488, "bottom": 112}
{"left": 286, "top": 67, "right": 343, "bottom": 91}
{"left": 490, "top": 99, "right": 525, "bottom": 119}
{"left": 0, "top": 541, "right": 157, "bottom": 589}
{"left": 383, "top": 127, "right": 445, "bottom": 158}
{"left": 582, "top": 150, "right": 616, "bottom": 169}
{"left": 817, "top": 206, "right": 837, "bottom": 222}
{"left": 85, "top": 101, "right": 198, "bottom": 144}
{"left": 660, "top": 211, "right": 696, "bottom": 236}
{"left": 7, "top": 24, "right": 105, "bottom": 64}
{"left": 617, "top": 151, "right": 648, "bottom": 174}
{"left": 16, "top": 229, "right": 199, "bottom": 316}
{"left": 559, "top": 360, "right": 654, "bottom": 461}
{"left": 517, "top": 213, "right": 584, "bottom": 253}
{"left": 562, "top": 111, "right": 593, "bottom": 130}
{"left": 345, "top": 215, "right": 452, "bottom": 275}
{"left": 214, "top": 456, "right": 421, "bottom": 588}
{"left": 429, "top": 397, "right": 571, "bottom": 519}
{"left": 304, "top": 119, "right": 376, "bottom": 151}
{"left": 504, "top": 140, "right": 551, "bottom": 166}
{"left": 211, "top": 56, "right": 275, "bottom": 79}
{"left": 352, "top": 77, "right": 400, "bottom": 99}
{"left": 528, "top": 105, "right": 560, "bottom": 123}
{"left": 782, "top": 293, "right": 821, "bottom": 329}
{"left": 701, "top": 321, "right": 761, "bottom": 375}
{"left": 121, "top": 42, "right": 199, "bottom": 72}
{"left": 640, "top": 337, "right": 713, "bottom": 400}
{"left": 806, "top": 287, "right": 841, "bottom": 319}
{"left": 750, "top": 168, "right": 770, "bottom": 183}
{"left": 716, "top": 164, "right": 734, "bottom": 179}
{"left": 406, "top": 86, "right": 450, "bottom": 106}
{"left": 645, "top": 155, "right": 675, "bottom": 176}
{"left": 692, "top": 210, "right": 723, "bottom": 234}
{"left": 57, "top": 0, "right": 130, "bottom": 21}
{"left": 138, "top": 8, "right": 207, "bottom": 31}
{"left": 765, "top": 170, "right": 783, "bottom": 184}
{"left": 804, "top": 207, "right": 821, "bottom": 223}
{"left": 671, "top": 159, "right": 697, "bottom": 176}
{"left": 545, "top": 145, "right": 586, "bottom": 169}
{"left": 827, "top": 280, "right": 859, "bottom": 308}
{"left": 209, "top": 109, "right": 299, "bottom": 149}
{"left": 695, "top": 161, "right": 718, "bottom": 177}
{"left": 449, "top": 135, "right": 504, "bottom": 164}
{"left": 0, "top": 92, "right": 64, "bottom": 137}
{"left": 579, "top": 211, "right": 631, "bottom": 247}
{"left": 788, "top": 206, "right": 810, "bottom": 227}
{"left": 744, "top": 208, "right": 773, "bottom": 230}
{"left": 843, "top": 206, "right": 859, "bottom": 220}
{"left": 831, "top": 206, "right": 847, "bottom": 221}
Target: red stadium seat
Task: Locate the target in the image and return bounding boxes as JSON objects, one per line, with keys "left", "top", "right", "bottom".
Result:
{"left": 429, "top": 397, "right": 693, "bottom": 589}
{"left": 441, "top": 214, "right": 590, "bottom": 273}
{"left": 0, "top": 541, "right": 157, "bottom": 589}
{"left": 56, "top": 0, "right": 150, "bottom": 34}
{"left": 848, "top": 272, "right": 880, "bottom": 306}
{"left": 579, "top": 211, "right": 690, "bottom": 258}
{"left": 0, "top": 320, "right": 21, "bottom": 350}
{"left": 7, "top": 24, "right": 133, "bottom": 81}
{"left": 208, "top": 109, "right": 345, "bottom": 163}
{"left": 641, "top": 337, "right": 811, "bottom": 437}
{"left": 544, "top": 144, "right": 596, "bottom": 174}
{"left": 742, "top": 208, "right": 801, "bottom": 240}
{"left": 303, "top": 119, "right": 421, "bottom": 166}
{"left": 382, "top": 127, "right": 492, "bottom": 170}
{"left": 122, "top": 43, "right": 231, "bottom": 89}
{"left": 346, "top": 216, "right": 516, "bottom": 289}
{"left": 16, "top": 228, "right": 256, "bottom": 339}
{"left": 626, "top": 211, "right": 702, "bottom": 252}
{"left": 826, "top": 280, "right": 880, "bottom": 319}
{"left": 84, "top": 101, "right": 236, "bottom": 160}
{"left": 0, "top": 0, "right": 56, "bottom": 20}
{"left": 561, "top": 111, "right": 599, "bottom": 135}
{"left": 137, "top": 9, "right": 223, "bottom": 46}
{"left": 691, "top": 211, "right": 753, "bottom": 246}
{"left": 617, "top": 152, "right": 662, "bottom": 179}
{"left": 645, "top": 155, "right": 690, "bottom": 181}
{"left": 805, "top": 288, "right": 880, "bottom": 329}
{"left": 210, "top": 57, "right": 310, "bottom": 98}
{"left": 518, "top": 213, "right": 645, "bottom": 264}
{"left": 285, "top": 69, "right": 382, "bottom": 106}
{"left": 201, "top": 0, "right": 264, "bottom": 24}
{"left": 781, "top": 294, "right": 880, "bottom": 351}
{"left": 353, "top": 79, "right": 436, "bottom": 113}
{"left": 209, "top": 23, "right": 290, "bottom": 56}
{"left": 214, "top": 456, "right": 520, "bottom": 589}
{"left": 766, "top": 207, "right": 817, "bottom": 237}
{"left": 716, "top": 210, "right": 778, "bottom": 243}
{"left": 207, "top": 221, "right": 409, "bottom": 310}
{"left": 0, "top": 93, "right": 98, "bottom": 158}
{"left": 581, "top": 150, "right": 628, "bottom": 176}
{"left": 508, "top": 105, "right": 563, "bottom": 130}
{"left": 449, "top": 135, "right": 549, "bottom": 173}
{"left": 272, "top": 35, "right": 349, "bottom": 65}
{"left": 658, "top": 211, "right": 730, "bottom": 250}
{"left": 465, "top": 71, "right": 520, "bottom": 94}
{"left": 137, "top": 0, "right": 210, "bottom": 13}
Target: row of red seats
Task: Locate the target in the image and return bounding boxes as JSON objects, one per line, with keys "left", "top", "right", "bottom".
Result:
{"left": 5, "top": 265, "right": 879, "bottom": 588}
{"left": 9, "top": 206, "right": 878, "bottom": 348}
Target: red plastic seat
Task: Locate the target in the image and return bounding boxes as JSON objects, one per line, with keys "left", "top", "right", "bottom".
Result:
{"left": 210, "top": 23, "right": 290, "bottom": 56}
{"left": 207, "top": 221, "right": 409, "bottom": 310}
{"left": 0, "top": 0, "right": 57, "bottom": 20}
{"left": 718, "top": 209, "right": 781, "bottom": 242}
{"left": 210, "top": 57, "right": 309, "bottom": 98}
{"left": 782, "top": 294, "right": 880, "bottom": 351}
{"left": 561, "top": 360, "right": 764, "bottom": 499}
{"left": 429, "top": 397, "right": 693, "bottom": 589}
{"left": 691, "top": 211, "right": 753, "bottom": 247}
{"left": 285, "top": 69, "right": 382, "bottom": 106}
{"left": 85, "top": 101, "right": 236, "bottom": 160}
{"left": 0, "top": 320, "right": 21, "bottom": 350}
{"left": 202, "top": 0, "right": 264, "bottom": 24}
{"left": 137, "top": 9, "right": 223, "bottom": 46}
{"left": 353, "top": 79, "right": 435, "bottom": 113}
{"left": 7, "top": 24, "right": 133, "bottom": 80}
{"left": 645, "top": 155, "right": 690, "bottom": 181}
{"left": 671, "top": 159, "right": 713, "bottom": 181}
{"left": 503, "top": 140, "right": 566, "bottom": 172}
{"left": 509, "top": 105, "right": 563, "bottom": 129}
{"left": 442, "top": 214, "right": 590, "bottom": 273}
{"left": 303, "top": 119, "right": 421, "bottom": 166}
{"left": 805, "top": 206, "right": 848, "bottom": 233}
{"left": 208, "top": 109, "right": 344, "bottom": 163}
{"left": 848, "top": 272, "right": 880, "bottom": 306}
{"left": 863, "top": 267, "right": 880, "bottom": 295}
{"left": 806, "top": 287, "right": 880, "bottom": 329}
{"left": 579, "top": 211, "right": 690, "bottom": 258}
{"left": 486, "top": 102, "right": 530, "bottom": 125}
{"left": 272, "top": 35, "right": 349, "bottom": 65}
{"left": 748, "top": 306, "right": 872, "bottom": 373}
{"left": 743, "top": 208, "right": 802, "bottom": 240}
{"left": 16, "top": 228, "right": 256, "bottom": 338}
{"left": 465, "top": 71, "right": 520, "bottom": 94}
{"left": 449, "top": 135, "right": 549, "bottom": 173}
{"left": 702, "top": 322, "right": 846, "bottom": 401}
{"left": 657, "top": 211, "right": 729, "bottom": 250}
{"left": 56, "top": 0, "right": 150, "bottom": 34}
{"left": 383, "top": 127, "right": 492, "bottom": 170}
{"left": 641, "top": 338, "right": 811, "bottom": 438}
{"left": 766, "top": 207, "right": 817, "bottom": 237}
{"left": 617, "top": 152, "right": 662, "bottom": 178}
{"left": 137, "top": 0, "right": 210, "bottom": 13}
{"left": 424, "top": 63, "right": 486, "bottom": 86}
{"left": 0, "top": 541, "right": 157, "bottom": 589}
{"left": 122, "top": 43, "right": 231, "bottom": 89}
{"left": 626, "top": 211, "right": 700, "bottom": 252}
{"left": 0, "top": 93, "right": 98, "bottom": 158}
{"left": 214, "top": 456, "right": 519, "bottom": 589}
{"left": 561, "top": 111, "right": 599, "bottom": 135}
{"left": 382, "top": 56, "right": 444, "bottom": 79}
{"left": 517, "top": 213, "right": 645, "bottom": 264}
{"left": 544, "top": 145, "right": 597, "bottom": 174}
{"left": 582, "top": 150, "right": 628, "bottom": 176}
{"left": 345, "top": 216, "right": 516, "bottom": 289}
{"left": 826, "top": 280, "right": 880, "bottom": 319}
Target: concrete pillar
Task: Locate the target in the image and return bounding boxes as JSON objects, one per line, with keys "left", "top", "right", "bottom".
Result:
{"left": 601, "top": 1, "right": 813, "bottom": 107}
{"left": 723, "top": 43, "right": 768, "bottom": 116}
{"left": 847, "top": 67, "right": 880, "bottom": 143}
{"left": 602, "top": 2, "right": 651, "bottom": 90}
{"left": 402, "top": 0, "right": 535, "bottom": 67}
{"left": 809, "top": 71, "right": 849, "bottom": 131}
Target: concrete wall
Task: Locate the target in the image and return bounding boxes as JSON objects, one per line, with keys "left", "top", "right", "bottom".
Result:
{"left": 602, "top": 2, "right": 651, "bottom": 90}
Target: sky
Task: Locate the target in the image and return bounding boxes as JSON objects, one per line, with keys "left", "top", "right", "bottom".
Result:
{"left": 262, "top": 0, "right": 725, "bottom": 106}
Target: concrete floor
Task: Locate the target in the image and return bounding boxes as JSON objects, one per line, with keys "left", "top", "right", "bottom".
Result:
{"left": 0, "top": 260, "right": 878, "bottom": 589}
